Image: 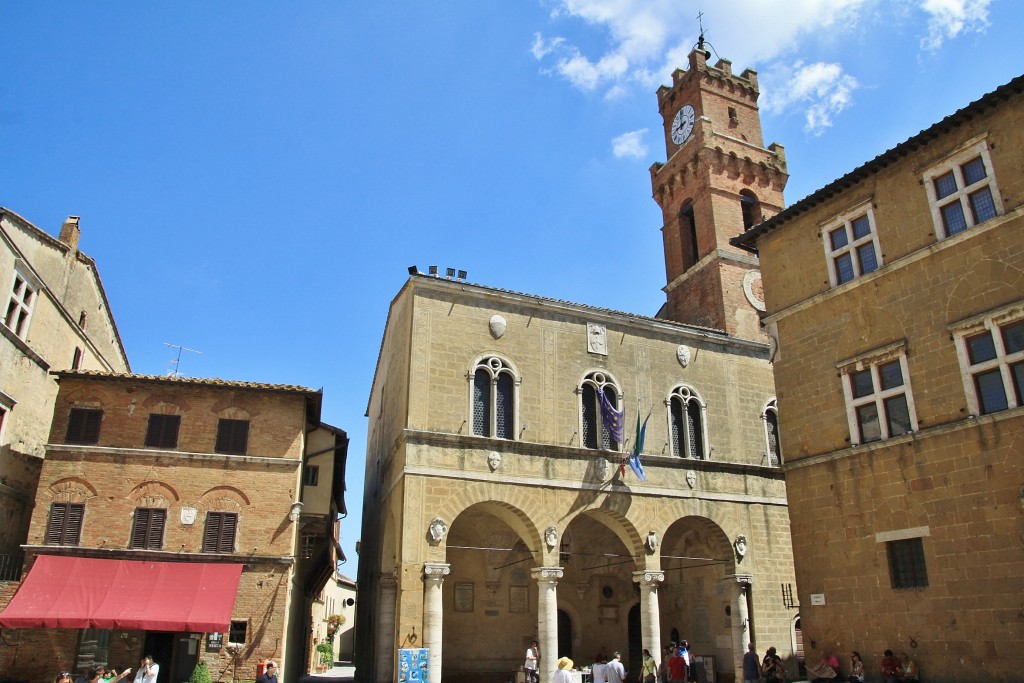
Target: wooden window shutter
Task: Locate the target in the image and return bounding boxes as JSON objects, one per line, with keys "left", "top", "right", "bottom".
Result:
{"left": 46, "top": 502, "right": 84, "bottom": 545}
{"left": 203, "top": 513, "right": 222, "bottom": 552}
{"left": 149, "top": 509, "right": 166, "bottom": 549}
{"left": 215, "top": 420, "right": 249, "bottom": 455}
{"left": 145, "top": 415, "right": 181, "bottom": 449}
{"left": 218, "top": 513, "right": 237, "bottom": 553}
{"left": 131, "top": 508, "right": 151, "bottom": 548}
{"left": 45, "top": 503, "right": 67, "bottom": 545}
{"left": 66, "top": 408, "right": 102, "bottom": 445}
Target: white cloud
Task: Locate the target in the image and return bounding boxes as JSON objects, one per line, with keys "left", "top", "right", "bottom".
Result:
{"left": 531, "top": 0, "right": 991, "bottom": 134}
{"left": 919, "top": 0, "right": 991, "bottom": 50}
{"left": 761, "top": 61, "right": 859, "bottom": 136}
{"left": 611, "top": 129, "right": 649, "bottom": 159}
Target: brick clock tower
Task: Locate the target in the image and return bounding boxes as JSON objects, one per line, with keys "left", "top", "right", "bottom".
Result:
{"left": 651, "top": 45, "right": 788, "bottom": 340}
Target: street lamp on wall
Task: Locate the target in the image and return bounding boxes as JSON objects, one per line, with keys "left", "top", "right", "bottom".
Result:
{"left": 289, "top": 501, "right": 303, "bottom": 522}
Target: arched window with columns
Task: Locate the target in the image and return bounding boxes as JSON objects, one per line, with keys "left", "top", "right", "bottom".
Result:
{"left": 579, "top": 371, "right": 621, "bottom": 450}
{"left": 668, "top": 384, "right": 707, "bottom": 459}
{"left": 470, "top": 355, "right": 519, "bottom": 440}
{"left": 762, "top": 397, "right": 782, "bottom": 466}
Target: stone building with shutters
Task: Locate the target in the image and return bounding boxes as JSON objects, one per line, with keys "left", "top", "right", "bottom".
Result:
{"left": 0, "top": 371, "right": 348, "bottom": 683}
{"left": 356, "top": 46, "right": 801, "bottom": 683}
{"left": 731, "top": 75, "right": 1024, "bottom": 680}
{"left": 0, "top": 209, "right": 129, "bottom": 558}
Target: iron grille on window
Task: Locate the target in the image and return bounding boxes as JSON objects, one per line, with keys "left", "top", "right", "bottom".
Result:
{"left": 781, "top": 583, "right": 797, "bottom": 609}
{"left": 581, "top": 379, "right": 618, "bottom": 450}
{"left": 130, "top": 508, "right": 167, "bottom": 550}
{"left": 887, "top": 537, "right": 928, "bottom": 589}
{"left": 495, "top": 373, "right": 513, "bottom": 439}
{"left": 215, "top": 419, "right": 249, "bottom": 455}
{"left": 669, "top": 386, "right": 704, "bottom": 458}
{"left": 145, "top": 414, "right": 181, "bottom": 449}
{"left": 472, "top": 357, "right": 516, "bottom": 439}
{"left": 202, "top": 512, "right": 238, "bottom": 553}
{"left": 765, "top": 402, "right": 781, "bottom": 466}
{"left": 472, "top": 370, "right": 490, "bottom": 436}
{"left": 229, "top": 621, "right": 247, "bottom": 644}
{"left": 45, "top": 502, "right": 84, "bottom": 546}
{"left": 65, "top": 408, "right": 102, "bottom": 445}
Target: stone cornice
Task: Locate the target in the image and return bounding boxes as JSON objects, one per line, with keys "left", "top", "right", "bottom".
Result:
{"left": 22, "top": 545, "right": 294, "bottom": 566}
{"left": 44, "top": 444, "right": 300, "bottom": 470}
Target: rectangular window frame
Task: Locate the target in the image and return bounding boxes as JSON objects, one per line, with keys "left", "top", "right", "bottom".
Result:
{"left": 45, "top": 502, "right": 85, "bottom": 546}
{"left": 838, "top": 342, "right": 917, "bottom": 446}
{"left": 130, "top": 507, "right": 167, "bottom": 550}
{"left": 821, "top": 203, "right": 883, "bottom": 288}
{"left": 228, "top": 620, "right": 248, "bottom": 645}
{"left": 950, "top": 301, "right": 1024, "bottom": 416}
{"left": 215, "top": 419, "right": 249, "bottom": 455}
{"left": 65, "top": 408, "right": 103, "bottom": 445}
{"left": 922, "top": 139, "right": 1003, "bottom": 240}
{"left": 886, "top": 537, "right": 929, "bottom": 589}
{"left": 303, "top": 465, "right": 320, "bottom": 486}
{"left": 145, "top": 414, "right": 181, "bottom": 449}
{"left": 4, "top": 267, "right": 40, "bottom": 340}
{"left": 202, "top": 511, "right": 238, "bottom": 553}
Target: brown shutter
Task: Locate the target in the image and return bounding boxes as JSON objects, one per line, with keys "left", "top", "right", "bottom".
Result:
{"left": 64, "top": 503, "right": 84, "bottom": 545}
{"left": 45, "top": 503, "right": 67, "bottom": 545}
{"left": 203, "top": 513, "right": 222, "bottom": 552}
{"left": 131, "top": 508, "right": 151, "bottom": 548}
{"left": 218, "top": 513, "right": 238, "bottom": 553}
{"left": 149, "top": 509, "right": 167, "bottom": 549}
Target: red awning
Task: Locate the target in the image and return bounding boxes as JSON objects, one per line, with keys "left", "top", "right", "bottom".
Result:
{"left": 0, "top": 556, "right": 243, "bottom": 631}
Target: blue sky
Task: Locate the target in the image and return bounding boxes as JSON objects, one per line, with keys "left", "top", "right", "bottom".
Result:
{"left": 2, "top": 0, "right": 1021, "bottom": 572}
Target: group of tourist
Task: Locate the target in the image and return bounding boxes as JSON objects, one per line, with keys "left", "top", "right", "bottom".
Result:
{"left": 741, "top": 644, "right": 919, "bottom": 683}
{"left": 55, "top": 656, "right": 159, "bottom": 683}
{"left": 56, "top": 656, "right": 282, "bottom": 683}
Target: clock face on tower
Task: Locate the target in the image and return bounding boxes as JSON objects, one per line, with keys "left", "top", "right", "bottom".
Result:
{"left": 670, "top": 104, "right": 696, "bottom": 145}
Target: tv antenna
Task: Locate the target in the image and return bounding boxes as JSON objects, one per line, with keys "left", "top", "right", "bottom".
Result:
{"left": 163, "top": 342, "right": 202, "bottom": 377}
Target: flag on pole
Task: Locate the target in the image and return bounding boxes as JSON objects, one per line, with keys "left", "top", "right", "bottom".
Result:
{"left": 597, "top": 388, "right": 625, "bottom": 445}
{"left": 627, "top": 411, "right": 650, "bottom": 481}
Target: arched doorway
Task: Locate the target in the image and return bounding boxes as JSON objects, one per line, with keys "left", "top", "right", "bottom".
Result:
{"left": 660, "top": 517, "right": 737, "bottom": 682}
{"left": 558, "top": 609, "right": 573, "bottom": 659}
{"left": 442, "top": 503, "right": 539, "bottom": 683}
{"left": 627, "top": 603, "right": 642, "bottom": 676}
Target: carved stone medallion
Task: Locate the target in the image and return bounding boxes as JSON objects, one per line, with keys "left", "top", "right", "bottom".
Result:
{"left": 677, "top": 345, "right": 692, "bottom": 368}
{"left": 489, "top": 315, "right": 507, "bottom": 339}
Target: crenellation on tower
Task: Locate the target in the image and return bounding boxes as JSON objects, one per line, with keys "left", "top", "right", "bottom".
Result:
{"left": 651, "top": 47, "right": 788, "bottom": 340}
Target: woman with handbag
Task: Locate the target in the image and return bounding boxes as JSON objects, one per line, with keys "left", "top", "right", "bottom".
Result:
{"left": 640, "top": 649, "right": 657, "bottom": 683}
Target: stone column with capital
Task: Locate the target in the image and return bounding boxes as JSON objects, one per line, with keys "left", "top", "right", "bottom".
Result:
{"left": 531, "top": 566, "right": 563, "bottom": 683}
{"left": 375, "top": 575, "right": 398, "bottom": 683}
{"left": 733, "top": 575, "right": 753, "bottom": 678}
{"left": 423, "top": 563, "right": 451, "bottom": 683}
{"left": 633, "top": 570, "right": 665, "bottom": 663}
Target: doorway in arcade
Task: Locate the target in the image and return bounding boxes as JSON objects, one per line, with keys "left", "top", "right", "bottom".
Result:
{"left": 141, "top": 632, "right": 199, "bottom": 683}
{"left": 442, "top": 506, "right": 742, "bottom": 683}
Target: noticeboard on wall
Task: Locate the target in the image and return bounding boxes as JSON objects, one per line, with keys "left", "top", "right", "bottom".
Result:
{"left": 398, "top": 648, "right": 430, "bottom": 683}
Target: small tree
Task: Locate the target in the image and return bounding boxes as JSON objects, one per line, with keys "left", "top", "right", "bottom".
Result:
{"left": 316, "top": 640, "right": 334, "bottom": 666}
{"left": 189, "top": 660, "right": 212, "bottom": 683}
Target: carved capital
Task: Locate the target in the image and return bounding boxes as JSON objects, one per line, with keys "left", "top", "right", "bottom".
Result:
{"left": 632, "top": 570, "right": 666, "bottom": 586}
{"left": 530, "top": 566, "right": 564, "bottom": 584}
{"left": 423, "top": 563, "right": 451, "bottom": 581}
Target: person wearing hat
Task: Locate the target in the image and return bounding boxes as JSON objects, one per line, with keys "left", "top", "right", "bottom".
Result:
{"left": 554, "top": 657, "right": 574, "bottom": 683}
{"left": 606, "top": 652, "right": 626, "bottom": 683}
{"left": 256, "top": 661, "right": 278, "bottom": 683}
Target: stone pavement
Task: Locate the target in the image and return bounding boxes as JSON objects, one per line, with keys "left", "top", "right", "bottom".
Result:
{"left": 297, "top": 662, "right": 356, "bottom": 683}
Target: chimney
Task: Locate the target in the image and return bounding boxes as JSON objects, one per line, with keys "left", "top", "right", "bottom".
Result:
{"left": 59, "top": 216, "right": 81, "bottom": 251}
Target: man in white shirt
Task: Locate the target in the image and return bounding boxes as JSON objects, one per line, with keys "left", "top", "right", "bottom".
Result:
{"left": 607, "top": 652, "right": 626, "bottom": 683}
{"left": 133, "top": 656, "right": 158, "bottom": 683}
